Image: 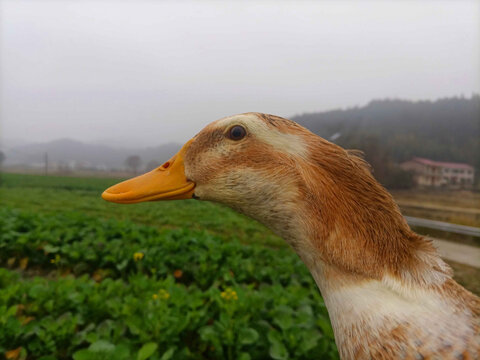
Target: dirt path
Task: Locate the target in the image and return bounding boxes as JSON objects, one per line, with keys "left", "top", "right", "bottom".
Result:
{"left": 433, "top": 238, "right": 480, "bottom": 268}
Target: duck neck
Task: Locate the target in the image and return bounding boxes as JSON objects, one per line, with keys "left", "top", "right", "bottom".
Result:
{"left": 261, "top": 172, "right": 457, "bottom": 357}
{"left": 305, "top": 258, "right": 473, "bottom": 360}
{"left": 289, "top": 155, "right": 453, "bottom": 289}
{"left": 239, "top": 146, "right": 473, "bottom": 357}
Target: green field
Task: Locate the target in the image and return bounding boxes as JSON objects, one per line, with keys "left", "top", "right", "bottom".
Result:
{"left": 1, "top": 173, "right": 479, "bottom": 360}
{"left": 0, "top": 173, "right": 283, "bottom": 249}
{"left": 0, "top": 173, "right": 338, "bottom": 360}
{"left": 392, "top": 189, "right": 480, "bottom": 227}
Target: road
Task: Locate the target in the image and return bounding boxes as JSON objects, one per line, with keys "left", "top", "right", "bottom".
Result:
{"left": 432, "top": 238, "right": 480, "bottom": 268}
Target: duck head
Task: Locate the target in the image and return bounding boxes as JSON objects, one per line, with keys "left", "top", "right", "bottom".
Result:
{"left": 103, "top": 112, "right": 413, "bottom": 275}
{"left": 103, "top": 113, "right": 321, "bottom": 239}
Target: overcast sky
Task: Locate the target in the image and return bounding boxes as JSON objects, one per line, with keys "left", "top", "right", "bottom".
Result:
{"left": 1, "top": 0, "right": 479, "bottom": 147}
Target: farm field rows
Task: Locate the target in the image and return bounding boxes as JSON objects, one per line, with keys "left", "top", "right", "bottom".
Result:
{"left": 0, "top": 173, "right": 338, "bottom": 359}
{"left": 392, "top": 189, "right": 480, "bottom": 227}
{"left": 1, "top": 173, "right": 479, "bottom": 359}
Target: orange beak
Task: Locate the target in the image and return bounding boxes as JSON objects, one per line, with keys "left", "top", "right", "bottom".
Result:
{"left": 102, "top": 139, "right": 195, "bottom": 204}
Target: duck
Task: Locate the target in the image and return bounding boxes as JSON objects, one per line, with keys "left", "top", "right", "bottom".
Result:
{"left": 102, "top": 113, "right": 480, "bottom": 359}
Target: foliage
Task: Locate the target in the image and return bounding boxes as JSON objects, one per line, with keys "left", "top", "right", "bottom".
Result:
{"left": 0, "top": 173, "right": 120, "bottom": 192}
{"left": 381, "top": 166, "right": 415, "bottom": 190}
{"left": 0, "top": 173, "right": 284, "bottom": 248}
{"left": 0, "top": 266, "right": 337, "bottom": 359}
{"left": 0, "top": 208, "right": 311, "bottom": 288}
{"left": 293, "top": 95, "right": 480, "bottom": 184}
{"left": 0, "top": 172, "right": 339, "bottom": 359}
{"left": 344, "top": 135, "right": 415, "bottom": 189}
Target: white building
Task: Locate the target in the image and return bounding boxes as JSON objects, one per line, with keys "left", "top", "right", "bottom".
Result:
{"left": 400, "top": 157, "right": 475, "bottom": 189}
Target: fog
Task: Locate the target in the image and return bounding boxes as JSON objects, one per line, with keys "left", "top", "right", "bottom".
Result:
{"left": 1, "top": 0, "right": 479, "bottom": 147}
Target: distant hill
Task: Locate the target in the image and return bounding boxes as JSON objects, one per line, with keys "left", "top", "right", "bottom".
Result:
{"left": 3, "top": 96, "right": 479, "bottom": 182}
{"left": 292, "top": 95, "right": 480, "bottom": 172}
{"left": 3, "top": 138, "right": 181, "bottom": 171}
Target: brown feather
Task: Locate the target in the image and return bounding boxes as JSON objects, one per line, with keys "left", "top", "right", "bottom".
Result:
{"left": 183, "top": 112, "right": 480, "bottom": 359}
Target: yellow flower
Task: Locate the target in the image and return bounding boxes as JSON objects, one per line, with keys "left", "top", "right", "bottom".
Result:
{"left": 220, "top": 288, "right": 238, "bottom": 301}
{"left": 152, "top": 294, "right": 158, "bottom": 300}
{"left": 19, "top": 257, "right": 29, "bottom": 270}
{"left": 5, "top": 347, "right": 22, "bottom": 360}
{"left": 158, "top": 289, "right": 170, "bottom": 300}
{"left": 133, "top": 252, "right": 144, "bottom": 262}
{"left": 50, "top": 254, "right": 61, "bottom": 264}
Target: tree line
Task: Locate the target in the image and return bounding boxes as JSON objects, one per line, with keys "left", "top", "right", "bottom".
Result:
{"left": 293, "top": 95, "right": 479, "bottom": 188}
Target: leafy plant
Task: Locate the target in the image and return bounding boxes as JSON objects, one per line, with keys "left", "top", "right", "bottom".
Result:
{"left": 0, "top": 175, "right": 339, "bottom": 359}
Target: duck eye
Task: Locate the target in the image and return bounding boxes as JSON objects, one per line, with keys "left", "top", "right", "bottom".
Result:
{"left": 228, "top": 125, "right": 246, "bottom": 141}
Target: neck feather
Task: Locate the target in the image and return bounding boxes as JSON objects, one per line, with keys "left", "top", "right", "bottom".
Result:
{"left": 306, "top": 261, "right": 479, "bottom": 359}
{"left": 241, "top": 135, "right": 479, "bottom": 358}
{"left": 293, "top": 141, "right": 452, "bottom": 286}
{"left": 281, "top": 140, "right": 479, "bottom": 358}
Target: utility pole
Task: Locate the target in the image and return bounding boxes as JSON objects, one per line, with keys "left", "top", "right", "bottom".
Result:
{"left": 44, "top": 152, "right": 48, "bottom": 176}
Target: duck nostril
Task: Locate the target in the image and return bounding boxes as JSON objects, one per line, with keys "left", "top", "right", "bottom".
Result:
{"left": 162, "top": 161, "right": 170, "bottom": 169}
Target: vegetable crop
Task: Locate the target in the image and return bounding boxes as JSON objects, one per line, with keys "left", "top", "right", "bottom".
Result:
{"left": 0, "top": 204, "right": 338, "bottom": 359}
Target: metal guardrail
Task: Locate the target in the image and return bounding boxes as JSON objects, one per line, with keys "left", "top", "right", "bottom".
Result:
{"left": 405, "top": 216, "right": 480, "bottom": 237}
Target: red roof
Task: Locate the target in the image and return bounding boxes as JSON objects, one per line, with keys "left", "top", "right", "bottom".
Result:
{"left": 412, "top": 157, "right": 474, "bottom": 170}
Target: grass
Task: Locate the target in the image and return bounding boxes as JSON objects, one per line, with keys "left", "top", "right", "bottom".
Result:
{"left": 448, "top": 261, "right": 480, "bottom": 296}
{"left": 391, "top": 189, "right": 480, "bottom": 210}
{"left": 0, "top": 173, "right": 340, "bottom": 359}
{"left": 0, "top": 173, "right": 284, "bottom": 248}
{"left": 0, "top": 172, "right": 120, "bottom": 192}
{"left": 1, "top": 172, "right": 479, "bottom": 359}
{"left": 1, "top": 172, "right": 479, "bottom": 296}
{"left": 392, "top": 189, "right": 480, "bottom": 227}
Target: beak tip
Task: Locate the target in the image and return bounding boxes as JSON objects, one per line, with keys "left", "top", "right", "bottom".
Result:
{"left": 101, "top": 139, "right": 195, "bottom": 204}
{"left": 102, "top": 187, "right": 124, "bottom": 203}
{"left": 101, "top": 190, "right": 113, "bottom": 202}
